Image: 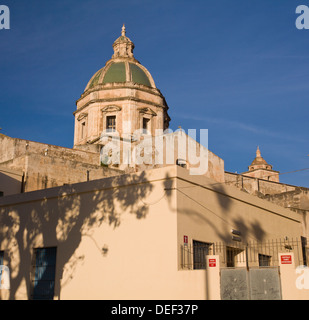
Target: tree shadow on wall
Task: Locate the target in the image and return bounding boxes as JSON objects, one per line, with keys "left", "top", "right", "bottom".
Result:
{"left": 175, "top": 174, "right": 267, "bottom": 244}
{"left": 211, "top": 183, "right": 266, "bottom": 243}
{"left": 0, "top": 170, "right": 154, "bottom": 300}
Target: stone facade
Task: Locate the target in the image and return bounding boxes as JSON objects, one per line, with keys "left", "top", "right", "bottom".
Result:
{"left": 0, "top": 133, "right": 122, "bottom": 193}
{"left": 225, "top": 171, "right": 296, "bottom": 196}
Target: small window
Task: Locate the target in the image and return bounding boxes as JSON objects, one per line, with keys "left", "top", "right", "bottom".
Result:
{"left": 258, "top": 254, "right": 271, "bottom": 267}
{"left": 193, "top": 240, "right": 211, "bottom": 269}
{"left": 31, "top": 247, "right": 57, "bottom": 300}
{"left": 81, "top": 122, "right": 86, "bottom": 139}
{"left": 0, "top": 191, "right": 3, "bottom": 197}
{"left": 226, "top": 246, "right": 244, "bottom": 267}
{"left": 142, "top": 118, "right": 150, "bottom": 134}
{"left": 106, "top": 116, "right": 116, "bottom": 132}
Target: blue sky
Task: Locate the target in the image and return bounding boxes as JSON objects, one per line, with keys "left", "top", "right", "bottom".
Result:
{"left": 1, "top": 0, "right": 308, "bottom": 187}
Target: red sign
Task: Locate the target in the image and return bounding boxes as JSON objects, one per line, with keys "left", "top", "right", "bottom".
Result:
{"left": 281, "top": 255, "right": 292, "bottom": 264}
{"left": 183, "top": 235, "right": 188, "bottom": 244}
{"left": 209, "top": 258, "right": 216, "bottom": 267}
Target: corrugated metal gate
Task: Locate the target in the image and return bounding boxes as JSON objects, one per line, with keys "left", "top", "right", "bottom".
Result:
{"left": 220, "top": 267, "right": 282, "bottom": 300}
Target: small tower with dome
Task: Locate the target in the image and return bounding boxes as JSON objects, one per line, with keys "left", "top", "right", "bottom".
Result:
{"left": 242, "top": 146, "right": 280, "bottom": 182}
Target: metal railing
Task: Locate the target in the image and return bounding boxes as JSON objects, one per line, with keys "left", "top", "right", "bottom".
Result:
{"left": 180, "top": 237, "right": 308, "bottom": 269}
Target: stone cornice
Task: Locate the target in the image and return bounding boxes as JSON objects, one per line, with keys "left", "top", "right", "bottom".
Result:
{"left": 137, "top": 107, "right": 157, "bottom": 116}
{"left": 73, "top": 96, "right": 167, "bottom": 115}
{"left": 76, "top": 83, "right": 164, "bottom": 105}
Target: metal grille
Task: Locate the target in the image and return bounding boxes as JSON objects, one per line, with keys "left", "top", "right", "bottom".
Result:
{"left": 31, "top": 247, "right": 57, "bottom": 300}
{"left": 192, "top": 240, "right": 211, "bottom": 269}
{"left": 181, "top": 238, "right": 308, "bottom": 269}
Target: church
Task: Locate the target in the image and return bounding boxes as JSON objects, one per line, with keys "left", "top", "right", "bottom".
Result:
{"left": 0, "top": 26, "right": 308, "bottom": 300}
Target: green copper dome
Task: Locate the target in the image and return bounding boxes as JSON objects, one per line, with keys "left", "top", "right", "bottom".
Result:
{"left": 86, "top": 61, "right": 154, "bottom": 90}
{"left": 103, "top": 62, "right": 126, "bottom": 84}
{"left": 85, "top": 26, "right": 155, "bottom": 91}
{"left": 129, "top": 63, "right": 151, "bottom": 87}
{"left": 88, "top": 69, "right": 103, "bottom": 88}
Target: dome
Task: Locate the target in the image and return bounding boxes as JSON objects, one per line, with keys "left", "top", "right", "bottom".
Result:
{"left": 86, "top": 61, "right": 153, "bottom": 90}
{"left": 250, "top": 157, "right": 268, "bottom": 166}
{"left": 129, "top": 63, "right": 151, "bottom": 87}
{"left": 74, "top": 25, "right": 171, "bottom": 148}
{"left": 85, "top": 25, "right": 154, "bottom": 91}
{"left": 103, "top": 62, "right": 126, "bottom": 84}
{"left": 249, "top": 146, "right": 273, "bottom": 170}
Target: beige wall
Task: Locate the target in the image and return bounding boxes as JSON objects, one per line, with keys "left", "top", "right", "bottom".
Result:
{"left": 176, "top": 168, "right": 304, "bottom": 271}
{"left": 0, "top": 166, "right": 307, "bottom": 300}
{"left": 0, "top": 166, "right": 207, "bottom": 299}
{"left": 0, "top": 167, "right": 23, "bottom": 196}
{"left": 225, "top": 171, "right": 309, "bottom": 239}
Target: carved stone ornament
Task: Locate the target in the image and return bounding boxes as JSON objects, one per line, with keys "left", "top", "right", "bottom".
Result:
{"left": 137, "top": 107, "right": 157, "bottom": 116}
{"left": 101, "top": 105, "right": 122, "bottom": 113}
{"left": 77, "top": 113, "right": 88, "bottom": 121}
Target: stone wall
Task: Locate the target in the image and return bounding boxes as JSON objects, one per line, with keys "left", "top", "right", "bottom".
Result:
{"left": 263, "top": 188, "right": 309, "bottom": 211}
{"left": 0, "top": 133, "right": 100, "bottom": 165}
{"left": 0, "top": 134, "right": 123, "bottom": 193}
{"left": 225, "top": 171, "right": 296, "bottom": 195}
